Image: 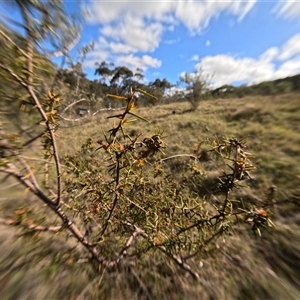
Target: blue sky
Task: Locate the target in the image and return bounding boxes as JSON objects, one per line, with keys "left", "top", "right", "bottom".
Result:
{"left": 2, "top": 1, "right": 300, "bottom": 88}
{"left": 79, "top": 0, "right": 300, "bottom": 88}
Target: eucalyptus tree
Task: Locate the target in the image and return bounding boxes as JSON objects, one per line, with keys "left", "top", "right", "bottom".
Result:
{"left": 134, "top": 67, "right": 144, "bottom": 82}
{"left": 94, "top": 60, "right": 113, "bottom": 83}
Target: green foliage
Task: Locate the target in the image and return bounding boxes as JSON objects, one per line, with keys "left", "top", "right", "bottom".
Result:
{"left": 212, "top": 74, "right": 300, "bottom": 99}
{"left": 276, "top": 81, "right": 292, "bottom": 94}
{"left": 61, "top": 90, "right": 274, "bottom": 272}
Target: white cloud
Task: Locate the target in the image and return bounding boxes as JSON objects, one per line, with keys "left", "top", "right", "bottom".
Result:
{"left": 273, "top": 1, "right": 300, "bottom": 19}
{"left": 83, "top": 49, "right": 108, "bottom": 69}
{"left": 83, "top": 40, "right": 162, "bottom": 73}
{"left": 276, "top": 55, "right": 300, "bottom": 78}
{"left": 116, "top": 54, "right": 162, "bottom": 72}
{"left": 87, "top": 1, "right": 176, "bottom": 24}
{"left": 84, "top": 1, "right": 256, "bottom": 73}
{"left": 91, "top": 36, "right": 137, "bottom": 55}
{"left": 196, "top": 55, "right": 275, "bottom": 88}
{"left": 206, "top": 40, "right": 211, "bottom": 47}
{"left": 101, "top": 16, "right": 164, "bottom": 53}
{"left": 108, "top": 42, "right": 136, "bottom": 54}
{"left": 277, "top": 34, "right": 300, "bottom": 61}
{"left": 86, "top": 2, "right": 122, "bottom": 24}
{"left": 87, "top": 1, "right": 256, "bottom": 34}
{"left": 229, "top": 1, "right": 256, "bottom": 22}
{"left": 174, "top": 1, "right": 256, "bottom": 33}
{"left": 259, "top": 47, "right": 279, "bottom": 63}
{"left": 194, "top": 33, "right": 300, "bottom": 88}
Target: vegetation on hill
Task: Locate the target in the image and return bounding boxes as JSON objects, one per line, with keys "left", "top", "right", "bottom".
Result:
{"left": 0, "top": 1, "right": 300, "bottom": 299}
{"left": 211, "top": 73, "right": 300, "bottom": 99}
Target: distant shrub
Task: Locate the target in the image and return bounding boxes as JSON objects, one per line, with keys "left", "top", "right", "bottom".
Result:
{"left": 179, "top": 72, "right": 208, "bottom": 110}
{"left": 276, "top": 81, "right": 292, "bottom": 94}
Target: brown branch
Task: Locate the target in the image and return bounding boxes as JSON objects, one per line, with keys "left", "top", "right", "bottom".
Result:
{"left": 0, "top": 163, "right": 56, "bottom": 207}
{"left": 0, "top": 217, "right": 61, "bottom": 232}
{"left": 16, "top": 0, "right": 62, "bottom": 206}
{"left": 0, "top": 28, "right": 29, "bottom": 59}
{"left": 29, "top": 62, "right": 62, "bottom": 207}
{"left": 159, "top": 245, "right": 199, "bottom": 280}
{"left": 99, "top": 154, "right": 121, "bottom": 238}
{"left": 0, "top": 63, "right": 28, "bottom": 89}
{"left": 0, "top": 163, "right": 107, "bottom": 269}
{"left": 17, "top": 154, "right": 40, "bottom": 192}
{"left": 115, "top": 228, "right": 143, "bottom": 264}
{"left": 59, "top": 106, "right": 127, "bottom": 122}
{"left": 121, "top": 220, "right": 200, "bottom": 280}
{"left": 22, "top": 131, "right": 44, "bottom": 147}
{"left": 160, "top": 154, "right": 199, "bottom": 162}
{"left": 221, "top": 144, "right": 240, "bottom": 214}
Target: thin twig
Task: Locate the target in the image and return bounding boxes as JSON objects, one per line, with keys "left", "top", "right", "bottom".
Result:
{"left": 0, "top": 163, "right": 107, "bottom": 269}
{"left": 17, "top": 0, "right": 62, "bottom": 205}
{"left": 98, "top": 153, "right": 121, "bottom": 238}
{"left": 160, "top": 154, "right": 199, "bottom": 162}
{"left": 0, "top": 28, "right": 29, "bottom": 59}
{"left": 17, "top": 154, "right": 40, "bottom": 191}
{"left": 121, "top": 220, "right": 200, "bottom": 280}
{"left": 22, "top": 131, "right": 44, "bottom": 147}
{"left": 0, "top": 63, "right": 28, "bottom": 89}
{"left": 115, "top": 228, "right": 143, "bottom": 264}
{"left": 0, "top": 217, "right": 61, "bottom": 232}
{"left": 1, "top": 163, "right": 56, "bottom": 207}
{"left": 19, "top": 155, "right": 67, "bottom": 168}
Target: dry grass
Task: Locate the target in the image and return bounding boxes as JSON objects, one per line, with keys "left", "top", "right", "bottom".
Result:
{"left": 1, "top": 93, "right": 300, "bottom": 299}
{"left": 58, "top": 93, "right": 300, "bottom": 190}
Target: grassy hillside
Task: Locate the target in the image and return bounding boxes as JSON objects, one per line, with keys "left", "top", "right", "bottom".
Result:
{"left": 211, "top": 73, "right": 300, "bottom": 98}
{"left": 2, "top": 92, "right": 298, "bottom": 299}
{"left": 60, "top": 93, "right": 300, "bottom": 191}
{"left": 58, "top": 92, "right": 300, "bottom": 299}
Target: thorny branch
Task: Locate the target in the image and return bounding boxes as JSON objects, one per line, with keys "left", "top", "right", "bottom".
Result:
{"left": 115, "top": 227, "right": 144, "bottom": 264}
{"left": 0, "top": 28, "right": 29, "bottom": 59}
{"left": 0, "top": 163, "right": 104, "bottom": 269}
{"left": 15, "top": 0, "right": 62, "bottom": 205}
{"left": 122, "top": 220, "right": 200, "bottom": 280}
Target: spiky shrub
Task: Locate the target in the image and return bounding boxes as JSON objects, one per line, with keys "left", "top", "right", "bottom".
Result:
{"left": 1, "top": 83, "right": 275, "bottom": 297}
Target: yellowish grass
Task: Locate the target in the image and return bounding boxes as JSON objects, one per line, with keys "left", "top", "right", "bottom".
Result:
{"left": 1, "top": 93, "right": 300, "bottom": 299}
